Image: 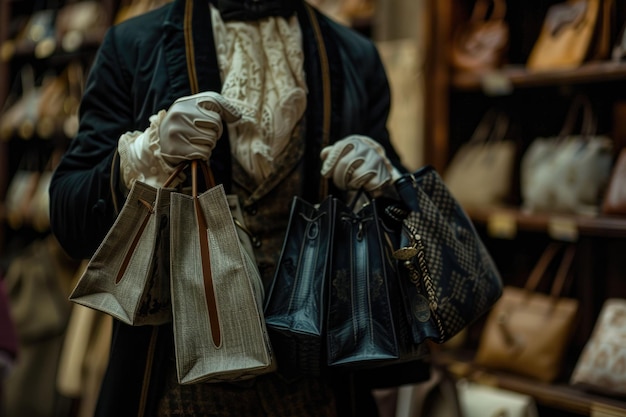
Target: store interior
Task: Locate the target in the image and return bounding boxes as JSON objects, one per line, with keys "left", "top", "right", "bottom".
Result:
{"left": 1, "top": 0, "right": 626, "bottom": 416}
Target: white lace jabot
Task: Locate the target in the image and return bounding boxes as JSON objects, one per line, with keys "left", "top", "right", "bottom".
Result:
{"left": 211, "top": 4, "right": 307, "bottom": 183}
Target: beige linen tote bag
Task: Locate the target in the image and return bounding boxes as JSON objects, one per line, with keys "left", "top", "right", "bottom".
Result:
{"left": 69, "top": 166, "right": 185, "bottom": 325}
{"left": 169, "top": 161, "right": 274, "bottom": 384}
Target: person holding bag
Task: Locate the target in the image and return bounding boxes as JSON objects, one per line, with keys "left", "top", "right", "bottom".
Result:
{"left": 48, "top": 1, "right": 414, "bottom": 416}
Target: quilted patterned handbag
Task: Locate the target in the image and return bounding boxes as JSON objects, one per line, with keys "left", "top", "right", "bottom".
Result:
{"left": 570, "top": 298, "right": 626, "bottom": 396}
{"left": 392, "top": 166, "right": 503, "bottom": 345}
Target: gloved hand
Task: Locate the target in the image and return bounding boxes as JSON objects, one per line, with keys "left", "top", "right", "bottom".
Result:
{"left": 320, "top": 135, "right": 402, "bottom": 192}
{"left": 118, "top": 91, "right": 241, "bottom": 189}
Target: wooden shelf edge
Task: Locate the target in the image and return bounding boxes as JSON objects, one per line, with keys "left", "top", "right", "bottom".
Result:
{"left": 434, "top": 350, "right": 626, "bottom": 416}
{"left": 451, "top": 61, "right": 626, "bottom": 92}
{"left": 464, "top": 206, "right": 626, "bottom": 239}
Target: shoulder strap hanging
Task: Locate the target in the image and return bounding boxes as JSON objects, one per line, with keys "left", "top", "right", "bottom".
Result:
{"left": 304, "top": 3, "right": 332, "bottom": 200}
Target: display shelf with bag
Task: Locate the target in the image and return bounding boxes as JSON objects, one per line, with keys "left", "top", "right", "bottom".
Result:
{"left": 424, "top": 0, "right": 626, "bottom": 414}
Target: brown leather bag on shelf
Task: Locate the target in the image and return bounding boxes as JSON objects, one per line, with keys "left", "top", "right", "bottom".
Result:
{"left": 474, "top": 243, "right": 579, "bottom": 383}
{"left": 602, "top": 148, "right": 626, "bottom": 215}
{"left": 526, "top": 0, "right": 610, "bottom": 71}
{"left": 450, "top": 0, "right": 509, "bottom": 72}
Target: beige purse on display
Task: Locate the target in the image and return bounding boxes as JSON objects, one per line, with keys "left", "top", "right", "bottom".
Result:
{"left": 69, "top": 166, "right": 184, "bottom": 326}
{"left": 443, "top": 108, "right": 516, "bottom": 208}
{"left": 570, "top": 298, "right": 626, "bottom": 396}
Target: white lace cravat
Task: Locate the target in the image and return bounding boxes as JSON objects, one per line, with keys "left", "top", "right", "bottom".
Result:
{"left": 211, "top": 5, "right": 307, "bottom": 182}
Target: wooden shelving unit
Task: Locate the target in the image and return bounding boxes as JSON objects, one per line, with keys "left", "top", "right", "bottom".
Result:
{"left": 434, "top": 349, "right": 626, "bottom": 417}
{"left": 423, "top": 1, "right": 626, "bottom": 415}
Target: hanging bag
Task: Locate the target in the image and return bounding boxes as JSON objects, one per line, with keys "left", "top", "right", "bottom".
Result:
{"left": 69, "top": 165, "right": 184, "bottom": 326}
{"left": 169, "top": 160, "right": 274, "bottom": 384}
{"left": 263, "top": 2, "right": 337, "bottom": 377}
{"left": 443, "top": 108, "right": 516, "bottom": 208}
{"left": 263, "top": 195, "right": 334, "bottom": 377}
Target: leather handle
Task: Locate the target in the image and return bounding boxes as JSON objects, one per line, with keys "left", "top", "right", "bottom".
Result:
{"left": 550, "top": 244, "right": 576, "bottom": 297}
{"left": 470, "top": 0, "right": 507, "bottom": 22}
{"left": 558, "top": 95, "right": 597, "bottom": 140}
{"left": 163, "top": 162, "right": 188, "bottom": 188}
{"left": 191, "top": 160, "right": 222, "bottom": 348}
{"left": 524, "top": 242, "right": 576, "bottom": 297}
{"left": 524, "top": 242, "right": 562, "bottom": 292}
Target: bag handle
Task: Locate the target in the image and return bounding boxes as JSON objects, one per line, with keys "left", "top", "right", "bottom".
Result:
{"left": 469, "top": 0, "right": 507, "bottom": 23}
{"left": 469, "top": 108, "right": 510, "bottom": 144}
{"left": 191, "top": 159, "right": 222, "bottom": 348}
{"left": 524, "top": 242, "right": 576, "bottom": 297}
{"left": 558, "top": 95, "right": 597, "bottom": 140}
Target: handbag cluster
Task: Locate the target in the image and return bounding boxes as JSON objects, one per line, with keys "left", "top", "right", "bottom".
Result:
{"left": 69, "top": 161, "right": 503, "bottom": 385}
{"left": 450, "top": 0, "right": 620, "bottom": 74}
{"left": 443, "top": 95, "right": 621, "bottom": 217}
{"left": 264, "top": 165, "right": 504, "bottom": 381}
{"left": 70, "top": 161, "right": 274, "bottom": 385}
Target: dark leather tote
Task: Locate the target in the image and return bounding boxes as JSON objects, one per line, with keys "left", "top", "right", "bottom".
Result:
{"left": 326, "top": 194, "right": 427, "bottom": 370}
{"left": 393, "top": 165, "right": 503, "bottom": 345}
{"left": 264, "top": 195, "right": 334, "bottom": 377}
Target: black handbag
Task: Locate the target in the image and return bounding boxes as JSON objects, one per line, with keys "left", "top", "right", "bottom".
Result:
{"left": 392, "top": 165, "right": 503, "bottom": 345}
{"left": 263, "top": 196, "right": 334, "bottom": 377}
{"left": 326, "top": 193, "right": 428, "bottom": 370}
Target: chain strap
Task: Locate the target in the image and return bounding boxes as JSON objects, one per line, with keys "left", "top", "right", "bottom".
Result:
{"left": 394, "top": 222, "right": 446, "bottom": 342}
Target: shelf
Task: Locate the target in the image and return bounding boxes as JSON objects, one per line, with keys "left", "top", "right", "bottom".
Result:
{"left": 434, "top": 349, "right": 626, "bottom": 416}
{"left": 451, "top": 61, "right": 626, "bottom": 93}
{"left": 464, "top": 206, "right": 626, "bottom": 240}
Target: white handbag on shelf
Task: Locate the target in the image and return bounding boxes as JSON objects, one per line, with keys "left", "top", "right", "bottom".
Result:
{"left": 457, "top": 380, "right": 539, "bottom": 417}
{"left": 521, "top": 95, "right": 613, "bottom": 215}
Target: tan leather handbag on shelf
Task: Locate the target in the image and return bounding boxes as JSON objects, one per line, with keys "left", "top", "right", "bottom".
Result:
{"left": 474, "top": 243, "right": 579, "bottom": 383}
{"left": 526, "top": 0, "right": 611, "bottom": 71}
{"left": 450, "top": 0, "right": 509, "bottom": 72}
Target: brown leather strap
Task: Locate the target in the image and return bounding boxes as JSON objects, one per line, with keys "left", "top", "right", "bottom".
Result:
{"left": 163, "top": 162, "right": 188, "bottom": 188}
{"left": 192, "top": 160, "right": 221, "bottom": 347}
{"left": 525, "top": 242, "right": 576, "bottom": 297}
{"left": 550, "top": 244, "right": 576, "bottom": 297}
{"left": 525, "top": 242, "right": 561, "bottom": 291}
{"left": 305, "top": 3, "right": 332, "bottom": 200}
{"left": 558, "top": 95, "right": 596, "bottom": 140}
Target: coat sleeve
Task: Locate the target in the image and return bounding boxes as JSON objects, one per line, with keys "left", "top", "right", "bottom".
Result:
{"left": 49, "top": 26, "right": 134, "bottom": 260}
{"left": 329, "top": 20, "right": 408, "bottom": 174}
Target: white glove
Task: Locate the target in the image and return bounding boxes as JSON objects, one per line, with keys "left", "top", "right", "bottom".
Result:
{"left": 118, "top": 92, "right": 241, "bottom": 189}
{"left": 320, "top": 135, "right": 402, "bottom": 192}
